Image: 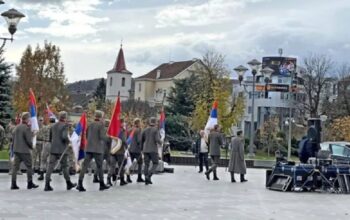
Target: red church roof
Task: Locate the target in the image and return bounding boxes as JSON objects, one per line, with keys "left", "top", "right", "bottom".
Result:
{"left": 107, "top": 45, "right": 132, "bottom": 74}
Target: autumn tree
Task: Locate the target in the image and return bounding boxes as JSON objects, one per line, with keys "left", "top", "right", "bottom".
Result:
{"left": 13, "top": 41, "right": 68, "bottom": 116}
{"left": 191, "top": 51, "right": 245, "bottom": 134}
{"left": 0, "top": 49, "right": 13, "bottom": 128}
{"left": 329, "top": 116, "right": 350, "bottom": 141}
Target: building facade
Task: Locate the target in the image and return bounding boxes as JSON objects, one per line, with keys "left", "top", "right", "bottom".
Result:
{"left": 233, "top": 56, "right": 306, "bottom": 138}
{"left": 106, "top": 45, "right": 133, "bottom": 102}
{"left": 134, "top": 59, "right": 201, "bottom": 106}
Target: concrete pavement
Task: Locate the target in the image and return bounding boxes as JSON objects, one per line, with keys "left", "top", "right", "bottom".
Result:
{"left": 0, "top": 166, "right": 349, "bottom": 220}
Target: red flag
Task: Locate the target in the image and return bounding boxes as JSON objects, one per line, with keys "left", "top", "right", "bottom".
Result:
{"left": 107, "top": 95, "right": 121, "bottom": 138}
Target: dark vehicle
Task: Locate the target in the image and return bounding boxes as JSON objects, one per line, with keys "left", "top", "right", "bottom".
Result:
{"left": 320, "top": 142, "right": 350, "bottom": 164}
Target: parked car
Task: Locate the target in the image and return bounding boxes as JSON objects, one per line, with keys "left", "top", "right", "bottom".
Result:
{"left": 320, "top": 142, "right": 350, "bottom": 164}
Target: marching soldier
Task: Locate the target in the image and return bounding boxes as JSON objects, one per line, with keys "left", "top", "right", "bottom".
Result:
{"left": 205, "top": 125, "right": 223, "bottom": 181}
{"left": 93, "top": 119, "right": 111, "bottom": 184}
{"left": 44, "top": 111, "right": 76, "bottom": 191}
{"left": 107, "top": 118, "right": 128, "bottom": 186}
{"left": 38, "top": 118, "right": 55, "bottom": 181}
{"left": 10, "top": 112, "right": 39, "bottom": 190}
{"left": 33, "top": 117, "right": 44, "bottom": 173}
{"left": 66, "top": 120, "right": 76, "bottom": 175}
{"left": 76, "top": 110, "right": 110, "bottom": 191}
{"left": 127, "top": 118, "right": 144, "bottom": 183}
{"left": 141, "top": 117, "right": 162, "bottom": 185}
{"left": 6, "top": 119, "right": 21, "bottom": 175}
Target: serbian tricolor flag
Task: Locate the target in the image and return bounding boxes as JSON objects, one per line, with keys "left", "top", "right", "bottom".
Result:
{"left": 127, "top": 128, "right": 135, "bottom": 145}
{"left": 46, "top": 103, "right": 57, "bottom": 122}
{"left": 205, "top": 100, "right": 218, "bottom": 132}
{"left": 71, "top": 112, "right": 87, "bottom": 161}
{"left": 159, "top": 108, "right": 166, "bottom": 141}
{"left": 107, "top": 95, "right": 122, "bottom": 145}
{"left": 29, "top": 89, "right": 39, "bottom": 132}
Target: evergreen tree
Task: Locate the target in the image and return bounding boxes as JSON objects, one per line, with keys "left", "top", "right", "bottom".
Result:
{"left": 0, "top": 49, "right": 13, "bottom": 128}
{"left": 166, "top": 74, "right": 198, "bottom": 116}
{"left": 94, "top": 78, "right": 106, "bottom": 109}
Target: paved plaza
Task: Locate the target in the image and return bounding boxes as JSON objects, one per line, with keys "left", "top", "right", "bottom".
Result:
{"left": 0, "top": 166, "right": 349, "bottom": 220}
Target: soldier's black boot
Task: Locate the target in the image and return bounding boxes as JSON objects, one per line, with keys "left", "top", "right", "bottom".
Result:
{"left": 145, "top": 176, "right": 153, "bottom": 185}
{"left": 11, "top": 181, "right": 19, "bottom": 190}
{"left": 120, "top": 176, "right": 127, "bottom": 186}
{"left": 66, "top": 180, "right": 77, "bottom": 190}
{"left": 27, "top": 181, "right": 39, "bottom": 189}
{"left": 231, "top": 172, "right": 236, "bottom": 183}
{"left": 213, "top": 171, "right": 219, "bottom": 181}
{"left": 38, "top": 171, "right": 44, "bottom": 181}
{"left": 205, "top": 170, "right": 211, "bottom": 180}
{"left": 76, "top": 180, "right": 86, "bottom": 192}
{"left": 99, "top": 181, "right": 110, "bottom": 191}
{"left": 137, "top": 174, "right": 145, "bottom": 183}
{"left": 93, "top": 175, "right": 99, "bottom": 183}
{"left": 107, "top": 176, "right": 113, "bottom": 186}
{"left": 126, "top": 175, "right": 132, "bottom": 183}
{"left": 44, "top": 182, "right": 53, "bottom": 191}
{"left": 240, "top": 174, "right": 247, "bottom": 183}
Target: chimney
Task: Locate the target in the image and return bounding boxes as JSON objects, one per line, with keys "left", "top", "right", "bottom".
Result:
{"left": 156, "top": 69, "right": 161, "bottom": 79}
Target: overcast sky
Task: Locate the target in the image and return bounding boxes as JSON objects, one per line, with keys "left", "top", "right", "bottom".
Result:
{"left": 2, "top": 0, "right": 350, "bottom": 82}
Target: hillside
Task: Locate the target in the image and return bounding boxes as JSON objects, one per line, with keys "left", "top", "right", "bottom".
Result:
{"left": 67, "top": 78, "right": 102, "bottom": 94}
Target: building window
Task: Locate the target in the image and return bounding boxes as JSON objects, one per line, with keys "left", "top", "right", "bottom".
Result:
{"left": 122, "top": 77, "right": 125, "bottom": 87}
{"left": 248, "top": 106, "right": 252, "bottom": 114}
{"left": 110, "top": 77, "right": 113, "bottom": 87}
{"left": 138, "top": 97, "right": 140, "bottom": 101}
{"left": 138, "top": 83, "right": 141, "bottom": 92}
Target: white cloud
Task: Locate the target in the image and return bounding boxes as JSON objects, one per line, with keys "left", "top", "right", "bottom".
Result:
{"left": 155, "top": 0, "right": 245, "bottom": 28}
{"left": 23, "top": 0, "right": 109, "bottom": 38}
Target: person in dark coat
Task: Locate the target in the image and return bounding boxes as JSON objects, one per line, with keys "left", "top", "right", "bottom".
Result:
{"left": 228, "top": 131, "right": 247, "bottom": 183}
{"left": 127, "top": 118, "right": 144, "bottom": 183}
{"left": 141, "top": 117, "right": 162, "bottom": 185}
{"left": 44, "top": 111, "right": 76, "bottom": 191}
{"left": 11, "top": 112, "right": 39, "bottom": 190}
{"left": 76, "top": 110, "right": 110, "bottom": 191}
{"left": 205, "top": 125, "right": 223, "bottom": 181}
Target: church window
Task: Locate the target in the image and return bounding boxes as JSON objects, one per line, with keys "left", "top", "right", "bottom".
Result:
{"left": 122, "top": 77, "right": 126, "bottom": 87}
{"left": 110, "top": 77, "right": 113, "bottom": 87}
{"left": 138, "top": 83, "right": 141, "bottom": 92}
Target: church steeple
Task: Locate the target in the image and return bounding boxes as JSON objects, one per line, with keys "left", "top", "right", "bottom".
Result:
{"left": 108, "top": 43, "right": 131, "bottom": 74}
{"left": 114, "top": 44, "right": 126, "bottom": 72}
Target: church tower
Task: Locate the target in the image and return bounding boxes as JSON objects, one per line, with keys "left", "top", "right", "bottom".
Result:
{"left": 106, "top": 44, "right": 132, "bottom": 101}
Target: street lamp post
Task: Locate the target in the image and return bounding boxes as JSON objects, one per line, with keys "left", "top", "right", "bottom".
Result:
{"left": 234, "top": 59, "right": 264, "bottom": 158}
{"left": 0, "top": 5, "right": 25, "bottom": 50}
{"left": 287, "top": 70, "right": 298, "bottom": 160}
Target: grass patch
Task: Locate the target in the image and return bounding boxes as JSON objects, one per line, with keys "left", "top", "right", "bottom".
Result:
{"left": 0, "top": 150, "right": 9, "bottom": 160}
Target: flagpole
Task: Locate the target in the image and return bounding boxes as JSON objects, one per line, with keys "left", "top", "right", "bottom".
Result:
{"left": 54, "top": 146, "right": 70, "bottom": 170}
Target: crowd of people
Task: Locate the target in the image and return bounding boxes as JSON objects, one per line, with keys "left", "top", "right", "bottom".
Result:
{"left": 6, "top": 110, "right": 163, "bottom": 191}
{"left": 0, "top": 110, "right": 250, "bottom": 192}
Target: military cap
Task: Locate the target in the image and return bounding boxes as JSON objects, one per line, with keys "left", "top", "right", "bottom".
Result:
{"left": 149, "top": 117, "right": 157, "bottom": 126}
{"left": 21, "top": 112, "right": 30, "bottom": 121}
{"left": 58, "top": 111, "right": 68, "bottom": 120}
{"left": 95, "top": 110, "right": 104, "bottom": 119}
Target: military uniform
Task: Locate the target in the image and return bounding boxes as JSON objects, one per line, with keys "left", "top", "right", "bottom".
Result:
{"left": 129, "top": 126, "right": 144, "bottom": 182}
{"left": 11, "top": 113, "right": 38, "bottom": 190}
{"left": 44, "top": 112, "right": 76, "bottom": 191}
{"left": 141, "top": 119, "right": 162, "bottom": 185}
{"left": 108, "top": 129, "right": 128, "bottom": 186}
{"left": 33, "top": 124, "right": 44, "bottom": 171}
{"left": 205, "top": 130, "right": 224, "bottom": 181}
{"left": 37, "top": 123, "right": 52, "bottom": 180}
{"left": 77, "top": 118, "right": 109, "bottom": 191}
{"left": 6, "top": 122, "right": 20, "bottom": 175}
